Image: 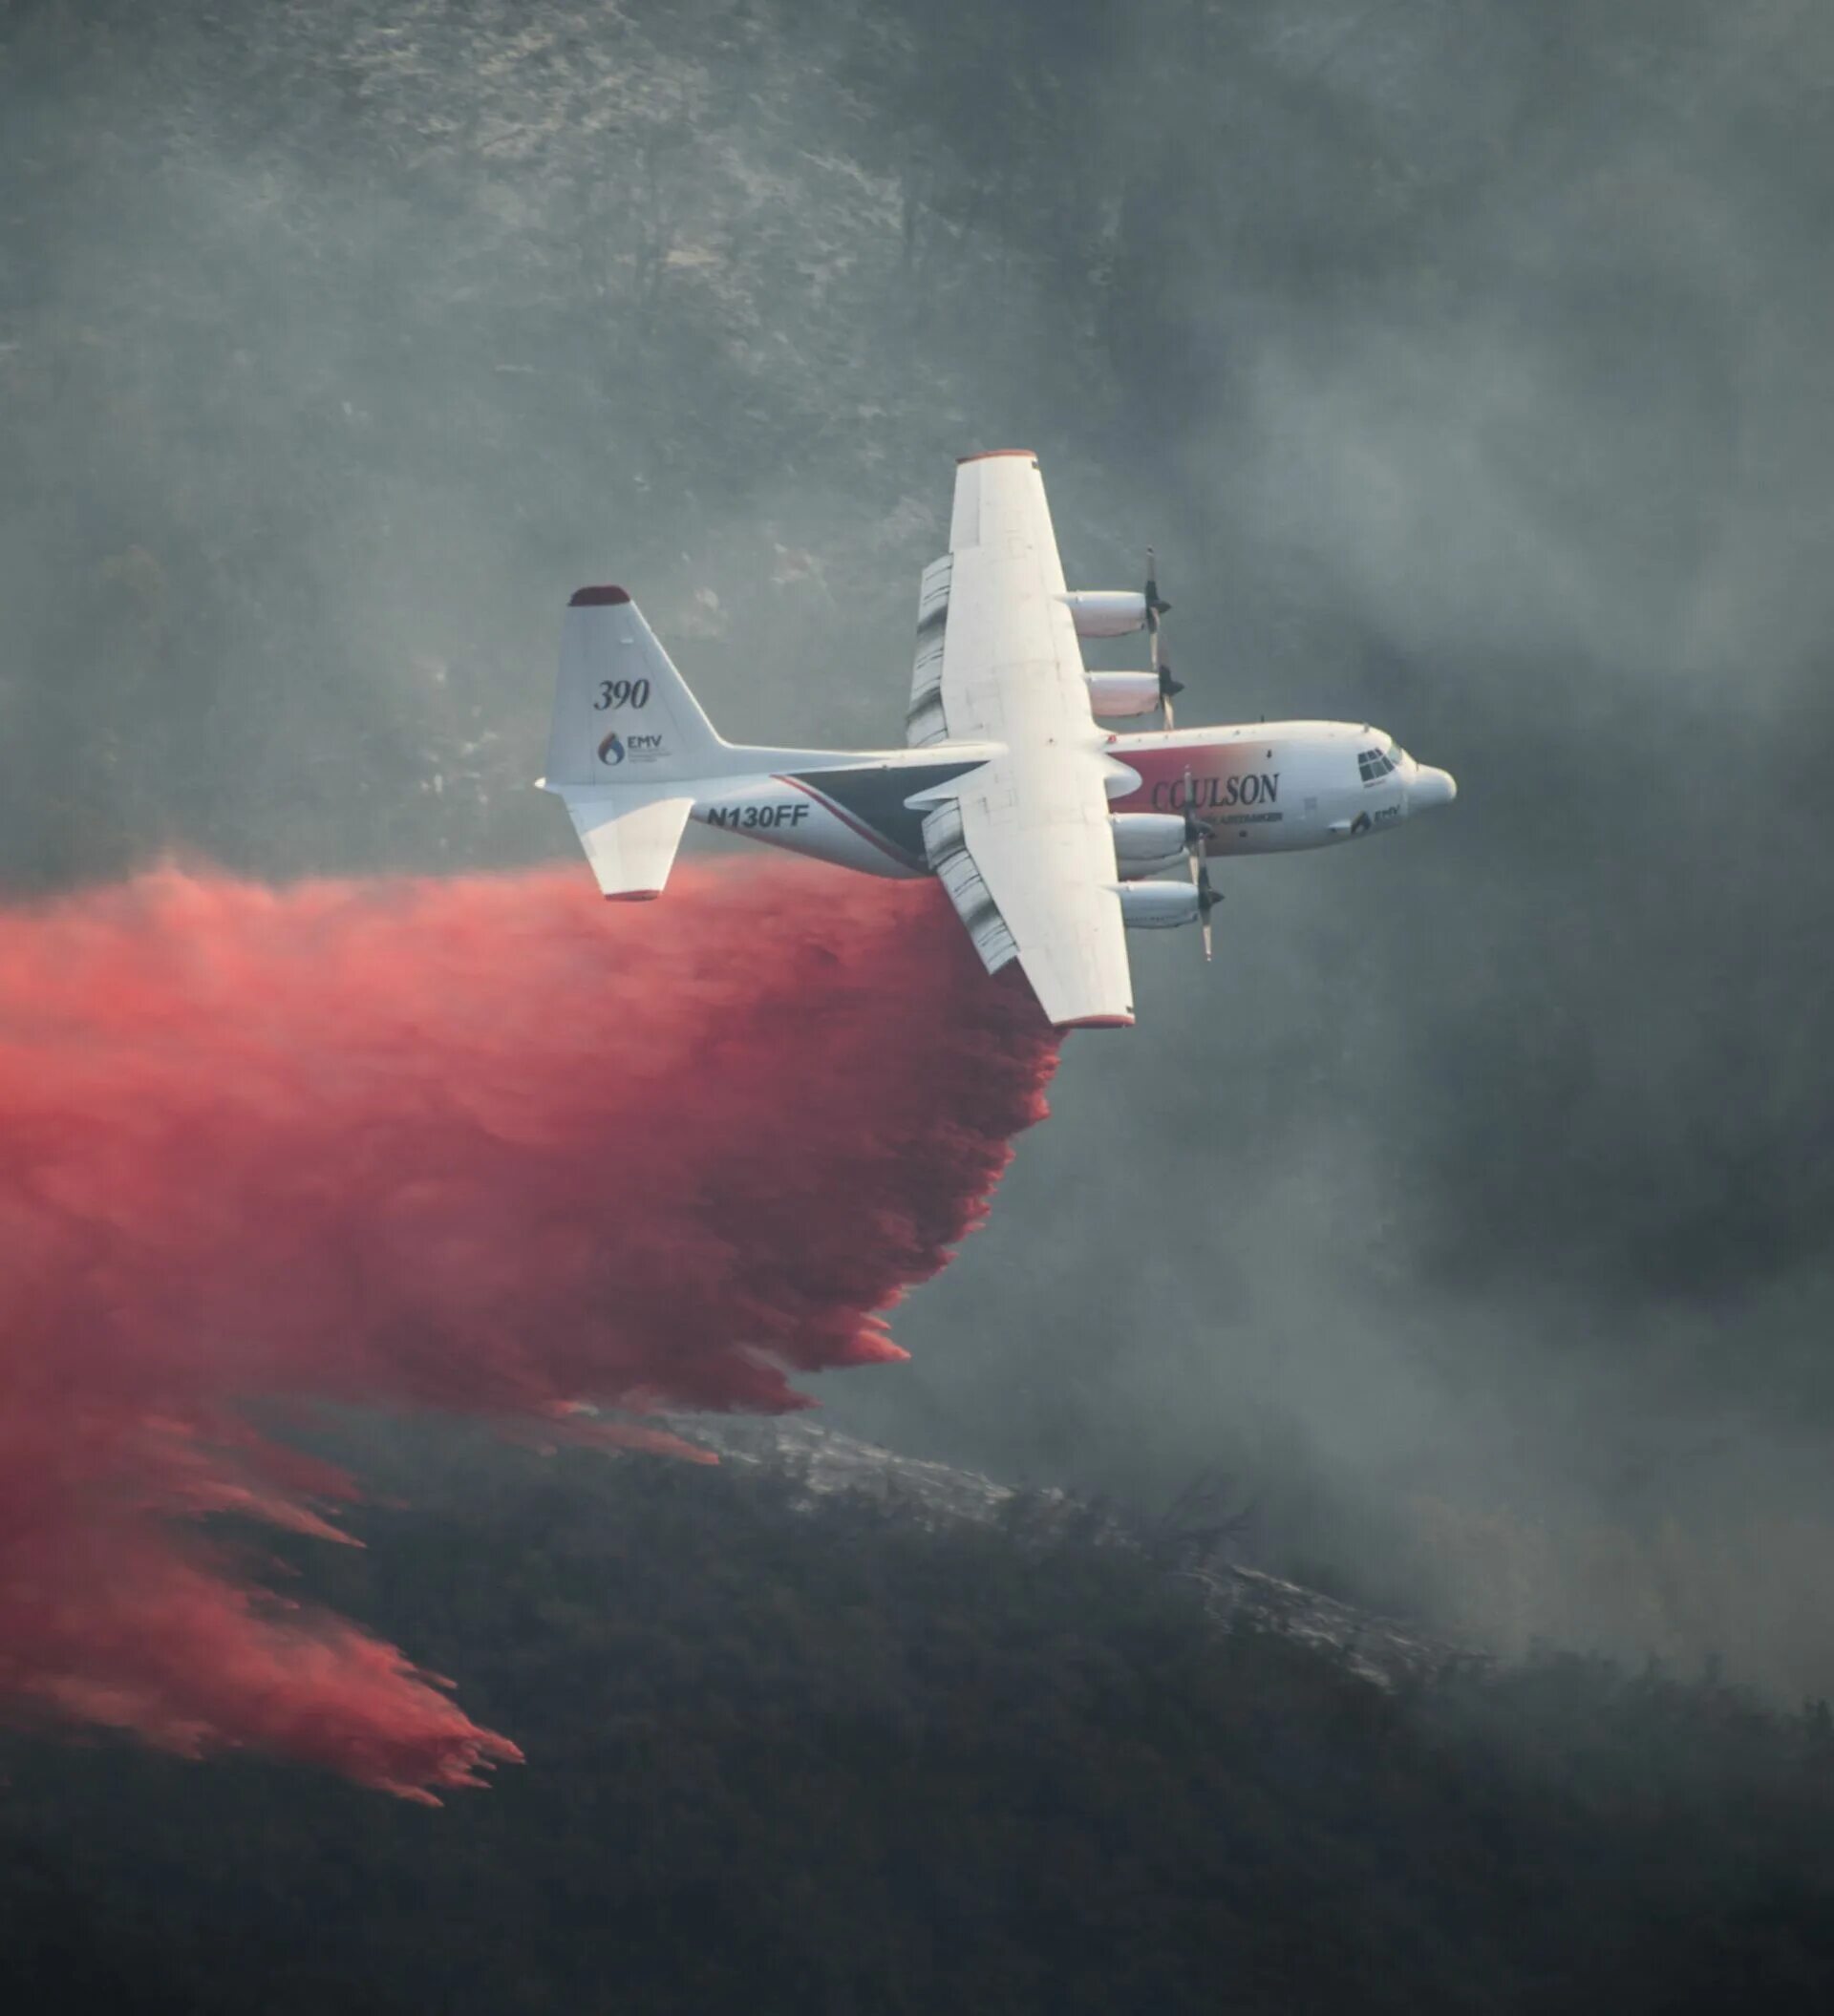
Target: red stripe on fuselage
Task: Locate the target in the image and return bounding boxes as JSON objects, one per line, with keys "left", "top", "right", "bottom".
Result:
{"left": 1108, "top": 737, "right": 1284, "bottom": 817}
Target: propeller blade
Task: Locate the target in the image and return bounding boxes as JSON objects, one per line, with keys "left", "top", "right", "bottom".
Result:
{"left": 1146, "top": 548, "right": 1174, "bottom": 727}
{"left": 1181, "top": 798, "right": 1212, "bottom": 853}
{"left": 1184, "top": 771, "right": 1212, "bottom": 959}
{"left": 1194, "top": 853, "right": 1219, "bottom": 965}
{"left": 1144, "top": 547, "right": 1170, "bottom": 622}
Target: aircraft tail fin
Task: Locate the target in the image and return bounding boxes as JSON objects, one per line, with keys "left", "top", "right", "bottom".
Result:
{"left": 543, "top": 585, "right": 726, "bottom": 788}
{"left": 538, "top": 584, "right": 887, "bottom": 898}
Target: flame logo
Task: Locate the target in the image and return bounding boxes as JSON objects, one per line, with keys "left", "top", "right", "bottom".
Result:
{"left": 597, "top": 731, "right": 626, "bottom": 767}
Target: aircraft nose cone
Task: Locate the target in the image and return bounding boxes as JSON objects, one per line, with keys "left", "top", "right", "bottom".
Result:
{"left": 1411, "top": 765, "right": 1457, "bottom": 812}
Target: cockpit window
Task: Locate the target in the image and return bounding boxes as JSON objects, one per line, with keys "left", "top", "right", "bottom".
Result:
{"left": 1357, "top": 747, "right": 1397, "bottom": 785}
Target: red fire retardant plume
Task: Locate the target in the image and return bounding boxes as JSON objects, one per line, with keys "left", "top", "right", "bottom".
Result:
{"left": 0, "top": 860, "right": 1058, "bottom": 1799}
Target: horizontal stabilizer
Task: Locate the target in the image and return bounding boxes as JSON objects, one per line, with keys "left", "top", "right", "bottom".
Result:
{"left": 560, "top": 791, "right": 694, "bottom": 901}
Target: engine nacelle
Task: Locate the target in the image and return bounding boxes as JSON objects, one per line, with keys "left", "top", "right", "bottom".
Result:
{"left": 1062, "top": 590, "right": 1148, "bottom": 639}
{"left": 1085, "top": 671, "right": 1162, "bottom": 718}
{"left": 1115, "top": 880, "right": 1202, "bottom": 931}
{"left": 1109, "top": 813, "right": 1189, "bottom": 865}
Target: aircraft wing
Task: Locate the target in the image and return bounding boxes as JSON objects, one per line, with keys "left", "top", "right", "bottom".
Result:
{"left": 908, "top": 453, "right": 1136, "bottom": 1029}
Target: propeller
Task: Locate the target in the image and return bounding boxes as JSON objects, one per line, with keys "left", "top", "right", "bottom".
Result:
{"left": 1182, "top": 767, "right": 1221, "bottom": 962}
{"left": 1145, "top": 547, "right": 1180, "bottom": 727}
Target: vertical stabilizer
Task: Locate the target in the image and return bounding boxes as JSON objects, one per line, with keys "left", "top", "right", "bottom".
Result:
{"left": 544, "top": 586, "right": 725, "bottom": 788}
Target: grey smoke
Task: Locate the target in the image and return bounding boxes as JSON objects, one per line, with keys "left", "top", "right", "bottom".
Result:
{"left": 5, "top": 0, "right": 1831, "bottom": 1689}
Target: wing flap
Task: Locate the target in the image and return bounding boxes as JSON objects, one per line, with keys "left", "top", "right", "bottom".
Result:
{"left": 906, "top": 556, "right": 953, "bottom": 747}
{"left": 925, "top": 752, "right": 1134, "bottom": 1028}
{"left": 924, "top": 802, "right": 1019, "bottom": 971}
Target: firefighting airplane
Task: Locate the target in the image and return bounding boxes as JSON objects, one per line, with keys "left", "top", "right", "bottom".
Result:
{"left": 540, "top": 450, "right": 1456, "bottom": 1029}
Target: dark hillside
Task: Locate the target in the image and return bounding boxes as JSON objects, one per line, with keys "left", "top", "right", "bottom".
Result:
{"left": 4, "top": 1430, "right": 1833, "bottom": 2015}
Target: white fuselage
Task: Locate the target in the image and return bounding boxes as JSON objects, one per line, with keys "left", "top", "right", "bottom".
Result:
{"left": 683, "top": 720, "right": 1455, "bottom": 881}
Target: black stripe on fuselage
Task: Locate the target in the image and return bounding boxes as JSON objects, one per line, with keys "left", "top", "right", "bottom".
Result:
{"left": 787, "top": 758, "right": 988, "bottom": 865}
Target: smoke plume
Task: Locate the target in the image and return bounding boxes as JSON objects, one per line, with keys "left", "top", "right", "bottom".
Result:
{"left": 0, "top": 859, "right": 1057, "bottom": 1798}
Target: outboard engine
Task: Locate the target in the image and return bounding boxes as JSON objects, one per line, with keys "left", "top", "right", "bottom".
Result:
{"left": 1062, "top": 590, "right": 1148, "bottom": 638}
{"left": 1085, "top": 672, "right": 1163, "bottom": 718}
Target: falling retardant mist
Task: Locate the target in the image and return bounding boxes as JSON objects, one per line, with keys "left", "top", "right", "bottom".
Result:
{"left": 0, "top": 859, "right": 1057, "bottom": 1798}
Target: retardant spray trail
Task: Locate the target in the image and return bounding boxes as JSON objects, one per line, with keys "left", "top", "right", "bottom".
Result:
{"left": 0, "top": 860, "right": 1057, "bottom": 1798}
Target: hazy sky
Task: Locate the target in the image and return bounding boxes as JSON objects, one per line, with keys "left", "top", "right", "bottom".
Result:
{"left": 6, "top": 0, "right": 1831, "bottom": 1685}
